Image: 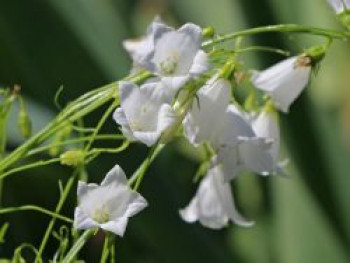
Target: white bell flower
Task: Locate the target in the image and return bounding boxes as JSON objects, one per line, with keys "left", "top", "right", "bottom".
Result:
{"left": 141, "top": 22, "right": 209, "bottom": 92}
{"left": 113, "top": 81, "right": 177, "bottom": 147}
{"left": 251, "top": 55, "right": 312, "bottom": 113}
{"left": 183, "top": 77, "right": 232, "bottom": 148}
{"left": 328, "top": 0, "right": 350, "bottom": 13}
{"left": 215, "top": 106, "right": 275, "bottom": 180}
{"left": 74, "top": 165, "right": 148, "bottom": 237}
{"left": 179, "top": 166, "right": 254, "bottom": 229}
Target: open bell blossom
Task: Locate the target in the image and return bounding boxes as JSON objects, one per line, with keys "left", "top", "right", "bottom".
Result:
{"left": 113, "top": 81, "right": 177, "bottom": 147}
{"left": 139, "top": 22, "right": 209, "bottom": 92}
{"left": 328, "top": 0, "right": 350, "bottom": 14}
{"left": 180, "top": 165, "right": 253, "bottom": 229}
{"left": 251, "top": 55, "right": 312, "bottom": 113}
{"left": 74, "top": 165, "right": 148, "bottom": 237}
{"left": 214, "top": 105, "right": 275, "bottom": 180}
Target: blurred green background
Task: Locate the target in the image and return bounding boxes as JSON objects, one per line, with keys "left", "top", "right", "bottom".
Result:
{"left": 1, "top": 0, "right": 350, "bottom": 262}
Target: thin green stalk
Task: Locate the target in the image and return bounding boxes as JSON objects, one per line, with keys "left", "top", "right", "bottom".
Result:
{"left": 100, "top": 234, "right": 110, "bottom": 263}
{"left": 202, "top": 24, "right": 350, "bottom": 48}
{"left": 27, "top": 134, "right": 125, "bottom": 156}
{"left": 35, "top": 172, "right": 76, "bottom": 263}
{"left": 62, "top": 229, "right": 96, "bottom": 262}
{"left": 0, "top": 205, "right": 73, "bottom": 223}
{"left": 84, "top": 100, "right": 119, "bottom": 153}
{"left": 0, "top": 158, "right": 60, "bottom": 180}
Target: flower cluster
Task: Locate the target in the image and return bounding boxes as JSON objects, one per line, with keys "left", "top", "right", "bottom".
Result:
{"left": 73, "top": 18, "right": 321, "bottom": 235}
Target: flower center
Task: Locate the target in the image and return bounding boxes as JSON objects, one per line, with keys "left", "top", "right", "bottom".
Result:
{"left": 92, "top": 204, "right": 110, "bottom": 224}
{"left": 158, "top": 52, "right": 179, "bottom": 75}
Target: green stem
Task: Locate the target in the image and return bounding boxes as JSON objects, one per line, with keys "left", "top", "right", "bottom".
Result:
{"left": 0, "top": 205, "right": 73, "bottom": 223}
{"left": 202, "top": 24, "right": 350, "bottom": 48}
{"left": 100, "top": 233, "right": 110, "bottom": 263}
{"left": 27, "top": 134, "right": 125, "bottom": 156}
{"left": 0, "top": 158, "right": 60, "bottom": 180}
{"left": 35, "top": 172, "right": 76, "bottom": 262}
{"left": 62, "top": 229, "right": 96, "bottom": 262}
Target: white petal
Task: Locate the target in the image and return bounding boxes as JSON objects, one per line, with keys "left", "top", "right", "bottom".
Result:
{"left": 345, "top": 0, "right": 350, "bottom": 9}
{"left": 157, "top": 104, "right": 177, "bottom": 133}
{"left": 179, "top": 196, "right": 199, "bottom": 223}
{"left": 100, "top": 217, "right": 129, "bottom": 237}
{"left": 252, "top": 56, "right": 311, "bottom": 113}
{"left": 161, "top": 76, "right": 190, "bottom": 93}
{"left": 124, "top": 192, "right": 148, "bottom": 218}
{"left": 77, "top": 181, "right": 98, "bottom": 200}
{"left": 189, "top": 50, "right": 209, "bottom": 75}
{"left": 183, "top": 77, "right": 231, "bottom": 147}
{"left": 217, "top": 147, "right": 243, "bottom": 181}
{"left": 133, "top": 131, "right": 161, "bottom": 146}
{"left": 113, "top": 107, "right": 128, "bottom": 127}
{"left": 118, "top": 81, "right": 144, "bottom": 122}
{"left": 73, "top": 207, "right": 98, "bottom": 230}
{"left": 238, "top": 137, "right": 275, "bottom": 175}
{"left": 327, "top": 0, "right": 345, "bottom": 13}
{"left": 101, "top": 165, "right": 128, "bottom": 186}
{"left": 252, "top": 111, "right": 280, "bottom": 160}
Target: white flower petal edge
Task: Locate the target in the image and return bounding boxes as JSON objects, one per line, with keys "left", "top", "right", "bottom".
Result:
{"left": 327, "top": 0, "right": 347, "bottom": 13}
{"left": 73, "top": 165, "right": 148, "bottom": 237}
{"left": 113, "top": 81, "right": 177, "bottom": 147}
{"left": 179, "top": 166, "right": 254, "bottom": 229}
{"left": 123, "top": 17, "right": 169, "bottom": 71}
{"left": 252, "top": 56, "right": 312, "bottom": 113}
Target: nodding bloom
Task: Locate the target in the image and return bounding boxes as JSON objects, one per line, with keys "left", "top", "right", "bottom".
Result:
{"left": 113, "top": 81, "right": 177, "bottom": 147}
{"left": 327, "top": 0, "right": 350, "bottom": 14}
{"left": 73, "top": 165, "right": 148, "bottom": 237}
{"left": 183, "top": 77, "right": 275, "bottom": 180}
{"left": 179, "top": 165, "right": 254, "bottom": 229}
{"left": 251, "top": 55, "right": 312, "bottom": 113}
{"left": 138, "top": 21, "right": 209, "bottom": 92}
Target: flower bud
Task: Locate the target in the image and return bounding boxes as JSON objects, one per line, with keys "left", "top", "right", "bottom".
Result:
{"left": 49, "top": 123, "right": 72, "bottom": 156}
{"left": 60, "top": 149, "right": 85, "bottom": 166}
{"left": 17, "top": 99, "right": 32, "bottom": 139}
{"left": 202, "top": 26, "right": 215, "bottom": 38}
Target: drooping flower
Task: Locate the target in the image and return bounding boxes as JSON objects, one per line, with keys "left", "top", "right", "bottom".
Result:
{"left": 140, "top": 22, "right": 209, "bottom": 92}
{"left": 251, "top": 55, "right": 312, "bottom": 113}
{"left": 327, "top": 0, "right": 350, "bottom": 14}
{"left": 74, "top": 165, "right": 148, "bottom": 237}
{"left": 180, "top": 165, "right": 254, "bottom": 229}
{"left": 183, "top": 78, "right": 275, "bottom": 180}
{"left": 113, "top": 81, "right": 177, "bottom": 147}
{"left": 183, "top": 76, "right": 232, "bottom": 148}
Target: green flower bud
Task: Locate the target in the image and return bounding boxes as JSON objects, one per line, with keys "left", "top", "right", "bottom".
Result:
{"left": 202, "top": 26, "right": 215, "bottom": 38}
{"left": 60, "top": 149, "right": 85, "bottom": 166}
{"left": 17, "top": 99, "right": 32, "bottom": 139}
{"left": 49, "top": 123, "right": 72, "bottom": 156}
{"left": 338, "top": 10, "right": 350, "bottom": 30}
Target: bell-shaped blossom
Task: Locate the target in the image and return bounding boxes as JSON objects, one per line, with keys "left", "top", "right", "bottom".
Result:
{"left": 74, "top": 165, "right": 148, "bottom": 237}
{"left": 179, "top": 166, "right": 254, "bottom": 229}
{"left": 113, "top": 81, "right": 177, "bottom": 147}
{"left": 183, "top": 77, "right": 232, "bottom": 148}
{"left": 214, "top": 105, "right": 275, "bottom": 180}
{"left": 251, "top": 55, "right": 312, "bottom": 113}
{"left": 140, "top": 22, "right": 209, "bottom": 91}
{"left": 328, "top": 0, "right": 350, "bottom": 13}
